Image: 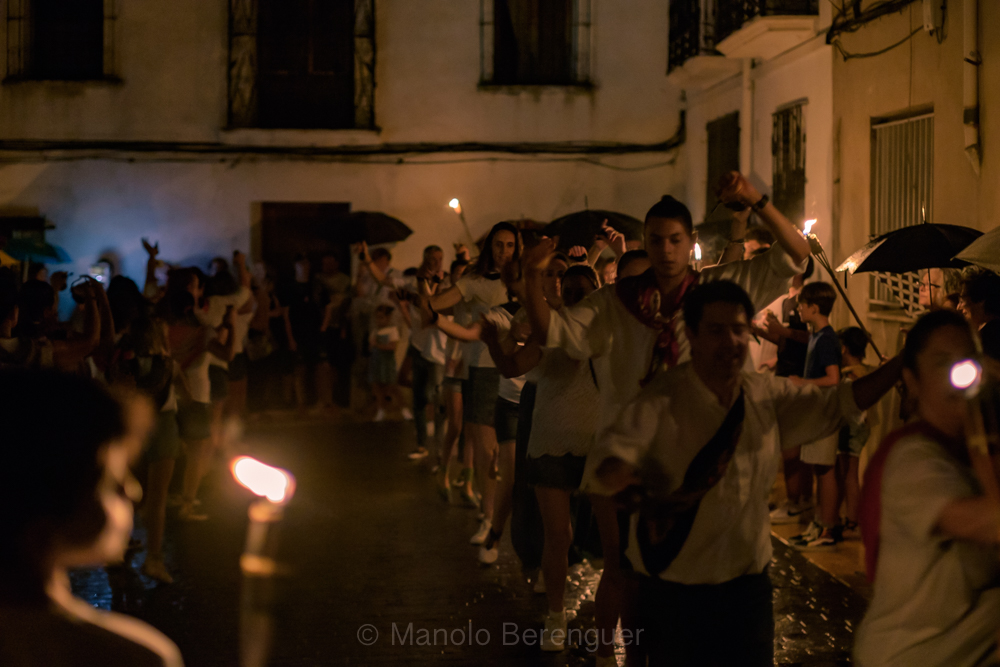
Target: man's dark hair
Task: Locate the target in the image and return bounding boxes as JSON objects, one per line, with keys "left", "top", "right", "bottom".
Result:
{"left": 838, "top": 326, "right": 869, "bottom": 360}
{"left": 962, "top": 269, "right": 1000, "bottom": 317}
{"left": 683, "top": 280, "right": 756, "bottom": 334}
{"left": 645, "top": 195, "right": 693, "bottom": 235}
{"left": 745, "top": 227, "right": 774, "bottom": 246}
{"left": 799, "top": 281, "right": 837, "bottom": 316}
{"left": 423, "top": 245, "right": 443, "bottom": 256}
{"left": 0, "top": 369, "right": 126, "bottom": 582}
{"left": 617, "top": 249, "right": 649, "bottom": 277}
{"left": 370, "top": 248, "right": 392, "bottom": 263}
{"left": 902, "top": 309, "right": 973, "bottom": 374}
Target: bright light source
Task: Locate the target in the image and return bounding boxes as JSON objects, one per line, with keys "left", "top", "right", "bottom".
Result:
{"left": 448, "top": 198, "right": 461, "bottom": 210}
{"left": 694, "top": 243, "right": 702, "bottom": 261}
{"left": 232, "top": 456, "right": 294, "bottom": 503}
{"left": 950, "top": 359, "right": 981, "bottom": 391}
{"left": 803, "top": 219, "right": 817, "bottom": 235}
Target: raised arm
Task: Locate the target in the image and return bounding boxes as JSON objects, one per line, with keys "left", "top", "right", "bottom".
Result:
{"left": 715, "top": 209, "right": 752, "bottom": 265}
{"left": 142, "top": 238, "right": 160, "bottom": 299}
{"left": 717, "top": 172, "right": 811, "bottom": 265}
{"left": 52, "top": 281, "right": 101, "bottom": 371}
{"left": 850, "top": 355, "right": 902, "bottom": 411}
{"left": 429, "top": 283, "right": 463, "bottom": 312}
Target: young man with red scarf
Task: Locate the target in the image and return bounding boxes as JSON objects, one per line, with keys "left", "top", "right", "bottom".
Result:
{"left": 521, "top": 172, "right": 812, "bottom": 665}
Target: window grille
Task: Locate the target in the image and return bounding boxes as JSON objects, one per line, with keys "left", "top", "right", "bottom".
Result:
{"left": 668, "top": 0, "right": 721, "bottom": 73}
{"left": 227, "top": 0, "right": 376, "bottom": 129}
{"left": 5, "top": 0, "right": 117, "bottom": 81}
{"left": 772, "top": 103, "right": 806, "bottom": 226}
{"left": 480, "top": 0, "right": 590, "bottom": 85}
{"left": 869, "top": 112, "right": 933, "bottom": 309}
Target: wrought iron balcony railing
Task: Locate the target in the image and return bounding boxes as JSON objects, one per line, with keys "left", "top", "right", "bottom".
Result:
{"left": 714, "top": 0, "right": 817, "bottom": 45}
{"left": 668, "top": 0, "right": 721, "bottom": 73}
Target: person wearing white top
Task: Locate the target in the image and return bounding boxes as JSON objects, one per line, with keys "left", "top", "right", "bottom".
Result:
{"left": 590, "top": 281, "right": 900, "bottom": 666}
{"left": 521, "top": 173, "right": 813, "bottom": 666}
{"left": 428, "top": 223, "right": 521, "bottom": 544}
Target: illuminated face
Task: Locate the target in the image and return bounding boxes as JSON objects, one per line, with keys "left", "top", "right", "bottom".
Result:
{"left": 645, "top": 218, "right": 694, "bottom": 280}
{"left": 918, "top": 269, "right": 946, "bottom": 309}
{"left": 491, "top": 230, "right": 517, "bottom": 269}
{"left": 423, "top": 250, "right": 444, "bottom": 276}
{"left": 687, "top": 302, "right": 750, "bottom": 383}
{"left": 601, "top": 261, "right": 617, "bottom": 285}
{"left": 541, "top": 259, "right": 567, "bottom": 304}
{"left": 958, "top": 289, "right": 986, "bottom": 327}
{"left": 903, "top": 325, "right": 977, "bottom": 438}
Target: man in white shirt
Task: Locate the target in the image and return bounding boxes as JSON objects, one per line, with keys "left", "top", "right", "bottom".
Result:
{"left": 590, "top": 281, "right": 901, "bottom": 666}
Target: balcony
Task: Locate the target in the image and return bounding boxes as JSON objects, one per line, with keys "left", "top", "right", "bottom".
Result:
{"left": 667, "top": 0, "right": 741, "bottom": 90}
{"left": 714, "top": 0, "right": 818, "bottom": 61}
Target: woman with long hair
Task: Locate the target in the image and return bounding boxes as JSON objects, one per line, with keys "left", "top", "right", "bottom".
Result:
{"left": 429, "top": 222, "right": 521, "bottom": 543}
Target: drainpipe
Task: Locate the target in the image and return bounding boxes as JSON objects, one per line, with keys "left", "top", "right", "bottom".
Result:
{"left": 963, "top": 0, "right": 981, "bottom": 174}
{"left": 740, "top": 58, "right": 753, "bottom": 175}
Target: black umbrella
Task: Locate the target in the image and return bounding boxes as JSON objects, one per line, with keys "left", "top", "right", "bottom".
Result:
{"left": 342, "top": 211, "right": 413, "bottom": 245}
{"left": 836, "top": 223, "right": 983, "bottom": 275}
{"left": 543, "top": 210, "right": 643, "bottom": 250}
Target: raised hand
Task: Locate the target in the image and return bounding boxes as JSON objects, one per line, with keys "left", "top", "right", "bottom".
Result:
{"left": 142, "top": 238, "right": 159, "bottom": 258}
{"left": 523, "top": 236, "right": 558, "bottom": 273}
{"left": 454, "top": 243, "right": 470, "bottom": 261}
{"left": 568, "top": 245, "right": 589, "bottom": 263}
{"left": 717, "top": 171, "right": 761, "bottom": 209}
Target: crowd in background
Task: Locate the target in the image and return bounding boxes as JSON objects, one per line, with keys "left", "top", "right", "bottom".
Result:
{"left": 1, "top": 169, "right": 999, "bottom": 666}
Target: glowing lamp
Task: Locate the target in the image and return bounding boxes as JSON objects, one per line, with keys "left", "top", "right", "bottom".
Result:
{"left": 950, "top": 359, "right": 982, "bottom": 393}
{"left": 232, "top": 456, "right": 295, "bottom": 504}
{"left": 803, "top": 219, "right": 817, "bottom": 236}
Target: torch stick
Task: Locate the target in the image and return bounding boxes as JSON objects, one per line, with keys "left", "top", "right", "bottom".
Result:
{"left": 952, "top": 361, "right": 1000, "bottom": 503}
{"left": 807, "top": 234, "right": 883, "bottom": 360}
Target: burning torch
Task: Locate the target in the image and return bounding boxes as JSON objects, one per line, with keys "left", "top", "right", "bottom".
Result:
{"left": 951, "top": 360, "right": 1000, "bottom": 503}
{"left": 232, "top": 456, "right": 296, "bottom": 667}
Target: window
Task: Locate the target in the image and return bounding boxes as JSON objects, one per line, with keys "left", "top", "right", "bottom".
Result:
{"left": 228, "top": 0, "right": 376, "bottom": 130}
{"left": 771, "top": 102, "right": 806, "bottom": 226}
{"left": 704, "top": 112, "right": 740, "bottom": 224}
{"left": 869, "top": 111, "right": 934, "bottom": 311}
{"left": 480, "top": 0, "right": 590, "bottom": 85}
{"left": 6, "top": 0, "right": 116, "bottom": 81}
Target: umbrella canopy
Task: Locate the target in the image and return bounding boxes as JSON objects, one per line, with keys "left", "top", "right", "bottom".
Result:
{"left": 340, "top": 211, "right": 413, "bottom": 245}
{"left": 836, "top": 224, "right": 982, "bottom": 275}
{"left": 3, "top": 237, "right": 71, "bottom": 263}
{"left": 543, "top": 210, "right": 643, "bottom": 250}
{"left": 0, "top": 250, "right": 17, "bottom": 267}
{"left": 954, "top": 226, "right": 1000, "bottom": 274}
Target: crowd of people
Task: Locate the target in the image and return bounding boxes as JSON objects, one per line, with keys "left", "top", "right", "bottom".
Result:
{"left": 1, "top": 169, "right": 999, "bottom": 666}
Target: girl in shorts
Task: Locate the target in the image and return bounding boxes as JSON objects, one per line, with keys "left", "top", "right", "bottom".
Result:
{"left": 369, "top": 304, "right": 402, "bottom": 421}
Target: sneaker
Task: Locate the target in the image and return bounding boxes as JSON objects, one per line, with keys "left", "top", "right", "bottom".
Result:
{"left": 836, "top": 520, "right": 860, "bottom": 541}
{"left": 794, "top": 528, "right": 839, "bottom": 552}
{"left": 540, "top": 610, "right": 567, "bottom": 652}
{"left": 790, "top": 520, "right": 823, "bottom": 544}
{"left": 407, "top": 447, "right": 429, "bottom": 460}
{"left": 533, "top": 572, "right": 546, "bottom": 594}
{"left": 401, "top": 407, "right": 414, "bottom": 420}
{"left": 373, "top": 408, "right": 386, "bottom": 422}
{"left": 141, "top": 557, "right": 174, "bottom": 584}
{"left": 478, "top": 529, "right": 500, "bottom": 564}
{"left": 770, "top": 501, "right": 813, "bottom": 525}
{"left": 470, "top": 519, "right": 492, "bottom": 545}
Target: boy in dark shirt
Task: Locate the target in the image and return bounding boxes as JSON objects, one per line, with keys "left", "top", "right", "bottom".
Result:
{"left": 789, "top": 282, "right": 842, "bottom": 550}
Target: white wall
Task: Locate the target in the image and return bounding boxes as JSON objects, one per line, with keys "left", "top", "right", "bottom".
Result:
{"left": 0, "top": 1, "right": 687, "bottom": 279}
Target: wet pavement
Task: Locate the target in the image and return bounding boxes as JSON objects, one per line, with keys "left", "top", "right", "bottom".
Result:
{"left": 71, "top": 417, "right": 868, "bottom": 666}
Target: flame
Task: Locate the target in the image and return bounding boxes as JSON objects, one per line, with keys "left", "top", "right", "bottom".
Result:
{"left": 232, "top": 456, "right": 294, "bottom": 503}
{"left": 694, "top": 243, "right": 702, "bottom": 261}
{"left": 950, "top": 360, "right": 981, "bottom": 391}
{"left": 803, "top": 219, "right": 817, "bottom": 236}
{"left": 448, "top": 198, "right": 461, "bottom": 212}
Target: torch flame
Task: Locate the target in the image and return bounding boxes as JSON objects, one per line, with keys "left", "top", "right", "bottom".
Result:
{"left": 950, "top": 360, "right": 982, "bottom": 392}
{"left": 232, "top": 456, "right": 294, "bottom": 503}
{"left": 448, "top": 198, "right": 461, "bottom": 213}
{"left": 803, "top": 219, "right": 817, "bottom": 236}
{"left": 694, "top": 243, "right": 702, "bottom": 261}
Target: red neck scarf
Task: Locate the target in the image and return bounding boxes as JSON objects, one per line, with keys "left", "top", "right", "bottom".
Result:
{"left": 859, "top": 420, "right": 968, "bottom": 582}
{"left": 615, "top": 268, "right": 700, "bottom": 386}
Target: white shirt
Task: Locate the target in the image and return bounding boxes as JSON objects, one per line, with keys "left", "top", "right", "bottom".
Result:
{"left": 195, "top": 285, "right": 252, "bottom": 368}
{"left": 589, "top": 362, "right": 860, "bottom": 585}
{"left": 527, "top": 347, "right": 600, "bottom": 458}
{"left": 406, "top": 301, "right": 448, "bottom": 365}
{"left": 456, "top": 274, "right": 509, "bottom": 368}
{"left": 547, "top": 245, "right": 805, "bottom": 434}
{"left": 486, "top": 306, "right": 526, "bottom": 403}
{"left": 855, "top": 433, "right": 1000, "bottom": 667}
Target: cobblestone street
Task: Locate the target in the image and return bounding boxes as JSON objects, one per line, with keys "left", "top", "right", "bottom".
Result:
{"left": 71, "top": 417, "right": 868, "bottom": 666}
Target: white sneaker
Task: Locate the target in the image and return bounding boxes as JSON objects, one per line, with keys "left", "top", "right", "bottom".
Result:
{"left": 478, "top": 527, "right": 500, "bottom": 564}
{"left": 373, "top": 408, "right": 386, "bottom": 422}
{"left": 401, "top": 407, "right": 414, "bottom": 420}
{"left": 770, "top": 501, "right": 813, "bottom": 525}
{"left": 470, "top": 519, "right": 492, "bottom": 545}
{"left": 790, "top": 520, "right": 823, "bottom": 544}
{"left": 540, "top": 610, "right": 566, "bottom": 652}
{"left": 533, "top": 572, "right": 546, "bottom": 594}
